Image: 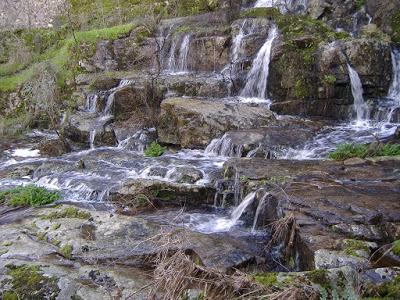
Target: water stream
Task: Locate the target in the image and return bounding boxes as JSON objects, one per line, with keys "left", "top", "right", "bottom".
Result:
{"left": 240, "top": 25, "right": 278, "bottom": 100}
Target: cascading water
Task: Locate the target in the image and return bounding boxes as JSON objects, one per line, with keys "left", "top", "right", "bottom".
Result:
{"left": 186, "top": 191, "right": 257, "bottom": 234}
{"left": 205, "top": 133, "right": 243, "bottom": 157}
{"left": 85, "top": 94, "right": 98, "bottom": 113}
{"left": 166, "top": 34, "right": 191, "bottom": 73}
{"left": 252, "top": 192, "right": 269, "bottom": 232}
{"left": 254, "top": 0, "right": 308, "bottom": 14}
{"left": 347, "top": 63, "right": 370, "bottom": 124}
{"left": 176, "top": 34, "right": 191, "bottom": 72}
{"left": 240, "top": 25, "right": 278, "bottom": 100}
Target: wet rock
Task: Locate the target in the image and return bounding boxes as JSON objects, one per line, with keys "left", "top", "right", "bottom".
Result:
{"left": 366, "top": 0, "right": 400, "bottom": 37}
{"left": 64, "top": 112, "right": 117, "bottom": 147}
{"left": 38, "top": 139, "right": 71, "bottom": 157}
{"left": 111, "top": 179, "right": 215, "bottom": 209}
{"left": 158, "top": 98, "right": 277, "bottom": 148}
{"left": 89, "top": 77, "right": 120, "bottom": 90}
{"left": 170, "top": 167, "right": 204, "bottom": 184}
{"left": 224, "top": 158, "right": 400, "bottom": 270}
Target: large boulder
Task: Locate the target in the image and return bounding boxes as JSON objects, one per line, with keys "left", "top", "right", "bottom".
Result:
{"left": 158, "top": 98, "right": 277, "bottom": 148}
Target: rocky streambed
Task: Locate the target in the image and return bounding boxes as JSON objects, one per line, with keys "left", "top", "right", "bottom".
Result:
{"left": 2, "top": 0, "right": 400, "bottom": 299}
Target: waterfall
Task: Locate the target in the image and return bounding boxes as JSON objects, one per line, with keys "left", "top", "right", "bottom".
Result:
{"left": 230, "top": 191, "right": 256, "bottom": 225}
{"left": 176, "top": 34, "right": 191, "bottom": 72}
{"left": 231, "top": 21, "right": 248, "bottom": 64}
{"left": 388, "top": 49, "right": 400, "bottom": 101}
{"left": 85, "top": 93, "right": 98, "bottom": 113}
{"left": 347, "top": 63, "right": 370, "bottom": 123}
{"left": 240, "top": 25, "right": 278, "bottom": 99}
{"left": 252, "top": 192, "right": 269, "bottom": 232}
{"left": 205, "top": 133, "right": 243, "bottom": 157}
{"left": 255, "top": 0, "right": 308, "bottom": 14}
{"left": 89, "top": 129, "right": 96, "bottom": 149}
{"left": 167, "top": 40, "right": 178, "bottom": 71}
{"left": 165, "top": 34, "right": 191, "bottom": 73}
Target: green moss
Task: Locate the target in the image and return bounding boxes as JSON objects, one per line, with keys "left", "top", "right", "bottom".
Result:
{"left": 254, "top": 273, "right": 278, "bottom": 287}
{"left": 43, "top": 207, "right": 91, "bottom": 220}
{"left": 294, "top": 78, "right": 309, "bottom": 99}
{"left": 329, "top": 143, "right": 400, "bottom": 160}
{"left": 343, "top": 239, "right": 370, "bottom": 257}
{"left": 391, "top": 11, "right": 400, "bottom": 43}
{"left": 324, "top": 75, "right": 336, "bottom": 85}
{"left": 355, "top": 0, "right": 365, "bottom": 10}
{"left": 307, "top": 269, "right": 331, "bottom": 290}
{"left": 144, "top": 142, "right": 165, "bottom": 157}
{"left": 2, "top": 241, "right": 13, "bottom": 247}
{"left": 51, "top": 223, "right": 61, "bottom": 230}
{"left": 0, "top": 185, "right": 60, "bottom": 207}
{"left": 4, "top": 264, "right": 60, "bottom": 299}
{"left": 375, "top": 275, "right": 400, "bottom": 299}
{"left": 60, "top": 244, "right": 73, "bottom": 259}
{"left": 392, "top": 240, "right": 400, "bottom": 256}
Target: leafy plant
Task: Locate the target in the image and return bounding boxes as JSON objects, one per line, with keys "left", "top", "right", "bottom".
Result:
{"left": 329, "top": 143, "right": 400, "bottom": 160}
{"left": 144, "top": 142, "right": 165, "bottom": 157}
{"left": 0, "top": 185, "right": 60, "bottom": 207}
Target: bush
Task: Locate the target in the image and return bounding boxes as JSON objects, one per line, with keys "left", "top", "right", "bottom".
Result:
{"left": 328, "top": 143, "right": 400, "bottom": 161}
{"left": 144, "top": 142, "right": 165, "bottom": 157}
{"left": 0, "top": 185, "right": 60, "bottom": 207}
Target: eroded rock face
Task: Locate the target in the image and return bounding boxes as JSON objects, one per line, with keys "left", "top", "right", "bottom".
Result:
{"left": 269, "top": 38, "right": 392, "bottom": 119}
{"left": 158, "top": 98, "right": 277, "bottom": 148}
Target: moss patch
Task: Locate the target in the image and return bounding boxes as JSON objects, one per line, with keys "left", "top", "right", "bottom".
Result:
{"left": 60, "top": 244, "right": 73, "bottom": 259}
{"left": 307, "top": 269, "right": 331, "bottom": 290}
{"left": 253, "top": 273, "right": 278, "bottom": 287}
{"left": 43, "top": 207, "right": 92, "bottom": 220}
{"left": 392, "top": 240, "right": 400, "bottom": 256}
{"left": 343, "top": 239, "right": 370, "bottom": 257}
{"left": 3, "top": 264, "right": 60, "bottom": 300}
{"left": 329, "top": 143, "right": 400, "bottom": 161}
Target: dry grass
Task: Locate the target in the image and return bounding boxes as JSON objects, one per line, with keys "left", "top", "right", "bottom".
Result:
{"left": 149, "top": 250, "right": 266, "bottom": 300}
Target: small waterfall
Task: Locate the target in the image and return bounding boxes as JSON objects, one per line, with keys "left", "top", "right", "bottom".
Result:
{"left": 347, "top": 63, "right": 370, "bottom": 122}
{"left": 85, "top": 93, "right": 98, "bottom": 113}
{"left": 118, "top": 128, "right": 156, "bottom": 152}
{"left": 230, "top": 191, "right": 256, "bottom": 225}
{"left": 252, "top": 192, "right": 269, "bottom": 232}
{"left": 231, "top": 21, "right": 249, "bottom": 65}
{"left": 240, "top": 25, "right": 278, "bottom": 99}
{"left": 205, "top": 134, "right": 243, "bottom": 157}
{"left": 388, "top": 49, "right": 400, "bottom": 101}
{"left": 167, "top": 40, "right": 178, "bottom": 71}
{"left": 176, "top": 34, "right": 191, "bottom": 72}
{"left": 255, "top": 0, "right": 307, "bottom": 14}
{"left": 89, "top": 129, "right": 96, "bottom": 149}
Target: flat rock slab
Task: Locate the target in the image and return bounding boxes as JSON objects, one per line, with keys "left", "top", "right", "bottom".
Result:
{"left": 224, "top": 157, "right": 400, "bottom": 270}
{"left": 158, "top": 98, "right": 277, "bottom": 148}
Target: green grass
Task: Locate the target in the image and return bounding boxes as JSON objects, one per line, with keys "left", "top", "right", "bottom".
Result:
{"left": 393, "top": 240, "right": 400, "bottom": 256}
{"left": 0, "top": 185, "right": 60, "bottom": 207}
{"left": 0, "top": 23, "right": 134, "bottom": 92}
{"left": 144, "top": 142, "right": 165, "bottom": 157}
{"left": 328, "top": 143, "right": 400, "bottom": 161}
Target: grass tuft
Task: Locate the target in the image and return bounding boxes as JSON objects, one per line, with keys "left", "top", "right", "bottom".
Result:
{"left": 0, "top": 185, "right": 60, "bottom": 207}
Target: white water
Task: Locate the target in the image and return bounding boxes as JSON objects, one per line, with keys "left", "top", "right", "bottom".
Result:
{"left": 252, "top": 192, "right": 269, "bottom": 232}
{"left": 187, "top": 191, "right": 257, "bottom": 234}
{"left": 240, "top": 25, "right": 278, "bottom": 100}
{"left": 254, "top": 0, "right": 307, "bottom": 14}
{"left": 176, "top": 34, "right": 191, "bottom": 72}
{"left": 347, "top": 63, "right": 370, "bottom": 123}
{"left": 85, "top": 93, "right": 98, "bottom": 113}
{"left": 166, "top": 34, "right": 191, "bottom": 73}
{"left": 205, "top": 133, "right": 243, "bottom": 157}
{"left": 11, "top": 148, "right": 41, "bottom": 158}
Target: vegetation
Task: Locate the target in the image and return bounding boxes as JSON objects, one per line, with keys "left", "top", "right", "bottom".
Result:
{"left": 393, "top": 240, "right": 400, "bottom": 256}
{"left": 391, "top": 10, "right": 400, "bottom": 43}
{"left": 60, "top": 244, "right": 74, "bottom": 259}
{"left": 2, "top": 264, "right": 60, "bottom": 300}
{"left": 43, "top": 207, "right": 91, "bottom": 220}
{"left": 144, "top": 142, "right": 165, "bottom": 157}
{"left": 329, "top": 143, "right": 400, "bottom": 161}
{"left": 342, "top": 239, "right": 370, "bottom": 257}
{"left": 0, "top": 185, "right": 60, "bottom": 207}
